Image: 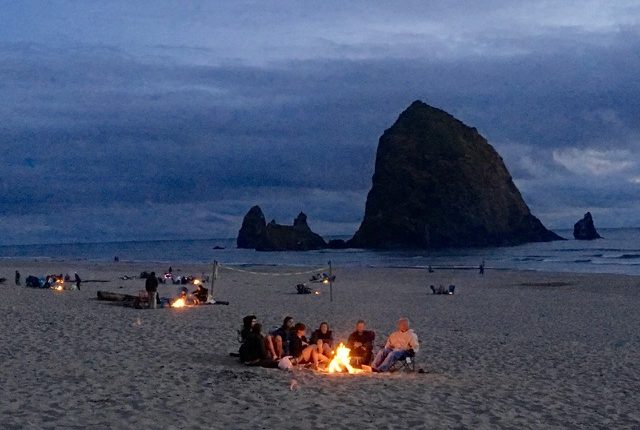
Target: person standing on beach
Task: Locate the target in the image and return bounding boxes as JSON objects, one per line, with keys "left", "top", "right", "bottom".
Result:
{"left": 15, "top": 270, "right": 21, "bottom": 286}
{"left": 145, "top": 272, "right": 159, "bottom": 309}
{"left": 74, "top": 272, "right": 81, "bottom": 290}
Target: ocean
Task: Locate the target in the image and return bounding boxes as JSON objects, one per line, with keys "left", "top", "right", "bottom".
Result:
{"left": 1, "top": 228, "right": 639, "bottom": 276}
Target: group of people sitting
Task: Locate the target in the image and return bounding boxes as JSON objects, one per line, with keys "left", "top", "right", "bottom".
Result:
{"left": 238, "top": 316, "right": 419, "bottom": 373}
{"left": 22, "top": 272, "right": 82, "bottom": 290}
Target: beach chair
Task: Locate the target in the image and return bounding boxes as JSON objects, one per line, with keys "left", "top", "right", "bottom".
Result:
{"left": 390, "top": 350, "right": 416, "bottom": 372}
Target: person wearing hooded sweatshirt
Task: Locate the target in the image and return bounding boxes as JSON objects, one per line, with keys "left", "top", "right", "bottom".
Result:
{"left": 372, "top": 318, "right": 419, "bottom": 372}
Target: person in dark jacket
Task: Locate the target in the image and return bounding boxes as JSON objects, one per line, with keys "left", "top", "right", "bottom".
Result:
{"left": 239, "top": 324, "right": 278, "bottom": 368}
{"left": 310, "top": 322, "right": 334, "bottom": 356}
{"left": 145, "top": 271, "right": 159, "bottom": 309}
{"left": 347, "top": 320, "right": 375, "bottom": 366}
{"left": 192, "top": 283, "right": 209, "bottom": 303}
{"left": 240, "top": 315, "right": 257, "bottom": 343}
{"left": 74, "top": 272, "right": 81, "bottom": 290}
{"left": 267, "top": 316, "right": 294, "bottom": 359}
{"left": 15, "top": 270, "right": 21, "bottom": 286}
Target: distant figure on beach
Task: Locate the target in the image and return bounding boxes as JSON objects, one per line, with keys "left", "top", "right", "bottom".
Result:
{"left": 428, "top": 265, "right": 434, "bottom": 273}
{"left": 168, "top": 266, "right": 172, "bottom": 274}
{"left": 372, "top": 318, "right": 419, "bottom": 372}
{"left": 268, "top": 316, "right": 295, "bottom": 359}
{"left": 145, "top": 271, "right": 159, "bottom": 309}
{"left": 347, "top": 320, "right": 375, "bottom": 366}
{"left": 114, "top": 256, "right": 119, "bottom": 262}
{"left": 430, "top": 285, "right": 455, "bottom": 295}
{"left": 310, "top": 322, "right": 334, "bottom": 356}
{"left": 74, "top": 273, "right": 81, "bottom": 290}
{"left": 479, "top": 261, "right": 485, "bottom": 275}
{"left": 15, "top": 270, "right": 20, "bottom": 286}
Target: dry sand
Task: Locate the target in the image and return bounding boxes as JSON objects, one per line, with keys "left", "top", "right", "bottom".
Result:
{"left": 1, "top": 259, "right": 639, "bottom": 429}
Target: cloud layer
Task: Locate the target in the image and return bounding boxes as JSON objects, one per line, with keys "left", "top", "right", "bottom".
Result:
{"left": 1, "top": 1, "right": 639, "bottom": 244}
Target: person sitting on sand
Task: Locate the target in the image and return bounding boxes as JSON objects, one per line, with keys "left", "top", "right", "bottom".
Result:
{"left": 239, "top": 323, "right": 279, "bottom": 368}
{"left": 192, "top": 283, "right": 209, "bottom": 303}
{"left": 289, "top": 323, "right": 329, "bottom": 370}
{"left": 267, "top": 316, "right": 294, "bottom": 359}
{"left": 347, "top": 320, "right": 375, "bottom": 366}
{"left": 240, "top": 315, "right": 257, "bottom": 343}
{"left": 372, "top": 318, "right": 419, "bottom": 372}
{"left": 310, "top": 322, "right": 334, "bottom": 356}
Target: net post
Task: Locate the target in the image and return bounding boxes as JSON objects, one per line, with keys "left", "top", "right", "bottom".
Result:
{"left": 328, "top": 260, "right": 333, "bottom": 302}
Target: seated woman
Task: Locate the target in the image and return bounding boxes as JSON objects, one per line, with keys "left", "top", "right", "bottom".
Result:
{"left": 267, "top": 316, "right": 294, "bottom": 359}
{"left": 310, "top": 322, "right": 334, "bottom": 356}
{"left": 289, "top": 323, "right": 329, "bottom": 370}
{"left": 239, "top": 323, "right": 278, "bottom": 368}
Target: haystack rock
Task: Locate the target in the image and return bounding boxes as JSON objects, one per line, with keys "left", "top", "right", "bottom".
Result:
{"left": 237, "top": 206, "right": 327, "bottom": 251}
{"left": 573, "top": 212, "right": 602, "bottom": 240}
{"left": 236, "top": 205, "right": 267, "bottom": 249}
{"left": 349, "top": 100, "right": 563, "bottom": 249}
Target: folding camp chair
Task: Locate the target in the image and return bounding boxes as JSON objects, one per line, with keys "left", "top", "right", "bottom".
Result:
{"left": 390, "top": 350, "right": 416, "bottom": 372}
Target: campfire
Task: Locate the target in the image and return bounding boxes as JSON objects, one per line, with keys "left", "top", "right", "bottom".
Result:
{"left": 326, "top": 343, "right": 362, "bottom": 374}
{"left": 52, "top": 280, "right": 65, "bottom": 291}
{"left": 171, "top": 297, "right": 187, "bottom": 308}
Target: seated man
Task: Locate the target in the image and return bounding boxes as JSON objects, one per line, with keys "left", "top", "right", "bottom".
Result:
{"left": 372, "top": 318, "right": 419, "bottom": 372}
{"left": 267, "top": 316, "right": 294, "bottom": 359}
{"left": 346, "top": 320, "right": 375, "bottom": 366}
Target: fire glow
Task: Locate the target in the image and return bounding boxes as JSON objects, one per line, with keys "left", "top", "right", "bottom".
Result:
{"left": 52, "top": 280, "right": 64, "bottom": 291}
{"left": 327, "top": 343, "right": 362, "bottom": 374}
{"left": 171, "top": 297, "right": 187, "bottom": 308}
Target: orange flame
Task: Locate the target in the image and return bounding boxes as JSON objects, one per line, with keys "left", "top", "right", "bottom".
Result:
{"left": 171, "top": 297, "right": 186, "bottom": 308}
{"left": 327, "top": 343, "right": 360, "bottom": 374}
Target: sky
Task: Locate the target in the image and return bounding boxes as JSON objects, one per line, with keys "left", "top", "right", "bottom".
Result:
{"left": 0, "top": 0, "right": 639, "bottom": 244}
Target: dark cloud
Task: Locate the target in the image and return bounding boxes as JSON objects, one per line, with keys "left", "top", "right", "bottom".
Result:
{"left": 0, "top": 2, "right": 639, "bottom": 244}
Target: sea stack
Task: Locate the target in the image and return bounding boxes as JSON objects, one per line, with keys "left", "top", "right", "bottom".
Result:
{"left": 237, "top": 206, "right": 327, "bottom": 251}
{"left": 573, "top": 212, "right": 602, "bottom": 240}
{"left": 349, "top": 100, "right": 563, "bottom": 249}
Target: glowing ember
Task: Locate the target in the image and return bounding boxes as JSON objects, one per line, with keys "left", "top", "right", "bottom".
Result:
{"left": 327, "top": 343, "right": 360, "bottom": 374}
{"left": 171, "top": 297, "right": 186, "bottom": 308}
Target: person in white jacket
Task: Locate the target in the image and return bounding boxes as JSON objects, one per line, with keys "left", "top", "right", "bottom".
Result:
{"left": 372, "top": 318, "right": 419, "bottom": 372}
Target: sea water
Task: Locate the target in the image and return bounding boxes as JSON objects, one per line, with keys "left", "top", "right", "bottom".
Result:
{"left": 1, "top": 228, "right": 639, "bottom": 276}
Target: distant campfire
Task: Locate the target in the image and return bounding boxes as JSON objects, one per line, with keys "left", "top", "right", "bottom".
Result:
{"left": 51, "top": 279, "right": 65, "bottom": 291}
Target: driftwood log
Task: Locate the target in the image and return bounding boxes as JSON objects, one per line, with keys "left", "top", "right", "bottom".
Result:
{"left": 97, "top": 291, "right": 138, "bottom": 302}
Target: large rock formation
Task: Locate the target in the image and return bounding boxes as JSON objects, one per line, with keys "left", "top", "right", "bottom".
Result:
{"left": 349, "top": 100, "right": 563, "bottom": 249}
{"left": 236, "top": 205, "right": 267, "bottom": 249}
{"left": 237, "top": 206, "right": 327, "bottom": 251}
{"left": 573, "top": 212, "right": 602, "bottom": 240}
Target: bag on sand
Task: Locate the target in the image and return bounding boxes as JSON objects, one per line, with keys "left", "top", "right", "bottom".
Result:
{"left": 278, "top": 357, "right": 293, "bottom": 371}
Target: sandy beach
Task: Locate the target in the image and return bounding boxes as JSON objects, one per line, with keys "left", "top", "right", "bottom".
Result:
{"left": 1, "top": 260, "right": 639, "bottom": 429}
